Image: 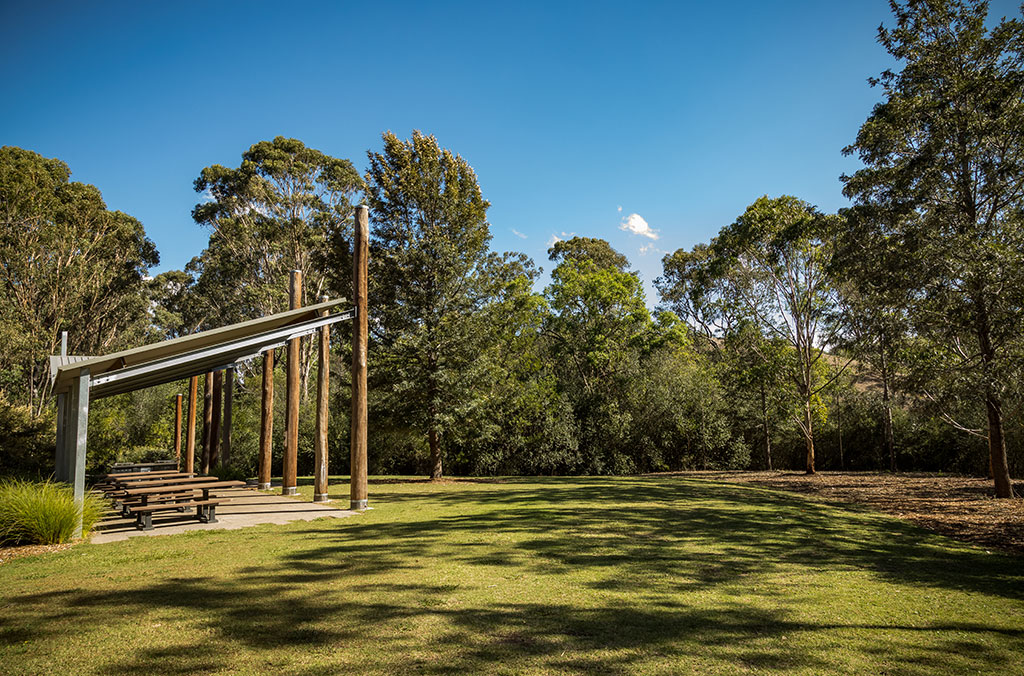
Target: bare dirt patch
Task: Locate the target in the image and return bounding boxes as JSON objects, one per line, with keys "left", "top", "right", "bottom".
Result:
{"left": 683, "top": 471, "right": 1024, "bottom": 556}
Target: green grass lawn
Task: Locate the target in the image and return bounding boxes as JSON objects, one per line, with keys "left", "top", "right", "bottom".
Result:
{"left": 1, "top": 476, "right": 1021, "bottom": 675}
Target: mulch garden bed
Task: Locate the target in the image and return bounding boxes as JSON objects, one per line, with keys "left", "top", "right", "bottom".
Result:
{"left": 0, "top": 542, "right": 75, "bottom": 565}
{"left": 690, "top": 470, "right": 1024, "bottom": 556}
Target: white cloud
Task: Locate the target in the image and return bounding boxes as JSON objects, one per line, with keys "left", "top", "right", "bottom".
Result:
{"left": 620, "top": 213, "right": 659, "bottom": 240}
{"left": 547, "top": 230, "right": 574, "bottom": 248}
{"left": 617, "top": 205, "right": 623, "bottom": 212}
{"left": 511, "top": 228, "right": 528, "bottom": 239}
{"left": 639, "top": 243, "right": 664, "bottom": 256}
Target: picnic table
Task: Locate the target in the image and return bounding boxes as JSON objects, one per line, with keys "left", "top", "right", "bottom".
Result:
{"left": 119, "top": 480, "right": 248, "bottom": 530}
{"left": 108, "top": 475, "right": 215, "bottom": 491}
{"left": 94, "top": 470, "right": 187, "bottom": 490}
{"left": 108, "top": 461, "right": 177, "bottom": 474}
{"left": 104, "top": 475, "right": 214, "bottom": 513}
{"left": 102, "top": 470, "right": 183, "bottom": 479}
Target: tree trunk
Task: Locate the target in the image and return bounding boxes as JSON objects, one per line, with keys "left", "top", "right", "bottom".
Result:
{"left": 428, "top": 427, "right": 442, "bottom": 480}
{"left": 201, "top": 372, "right": 213, "bottom": 474}
{"left": 975, "top": 296, "right": 1015, "bottom": 498}
{"left": 760, "top": 382, "right": 772, "bottom": 470}
{"left": 836, "top": 392, "right": 844, "bottom": 471}
{"left": 985, "top": 392, "right": 1015, "bottom": 498}
{"left": 210, "top": 370, "right": 222, "bottom": 469}
{"left": 880, "top": 342, "right": 896, "bottom": 472}
{"left": 804, "top": 397, "right": 816, "bottom": 474}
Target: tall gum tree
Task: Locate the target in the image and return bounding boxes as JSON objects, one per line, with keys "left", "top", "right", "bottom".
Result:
{"left": 0, "top": 146, "right": 158, "bottom": 416}
{"left": 666, "top": 196, "right": 849, "bottom": 474}
{"left": 832, "top": 206, "right": 912, "bottom": 473}
{"left": 842, "top": 0, "right": 1024, "bottom": 497}
{"left": 188, "top": 137, "right": 362, "bottom": 394}
{"left": 191, "top": 136, "right": 363, "bottom": 324}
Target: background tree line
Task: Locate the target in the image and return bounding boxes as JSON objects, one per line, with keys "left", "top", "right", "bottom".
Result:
{"left": 1, "top": 0, "right": 1020, "bottom": 496}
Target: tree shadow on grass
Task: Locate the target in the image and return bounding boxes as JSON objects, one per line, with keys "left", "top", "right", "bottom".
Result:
{"left": 10, "top": 580, "right": 1021, "bottom": 675}
{"left": 303, "top": 478, "right": 1021, "bottom": 599}
{"left": 5, "top": 477, "right": 1023, "bottom": 674}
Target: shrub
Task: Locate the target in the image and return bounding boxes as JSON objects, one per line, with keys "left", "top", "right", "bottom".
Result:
{"left": 0, "top": 478, "right": 104, "bottom": 544}
{"left": 0, "top": 394, "right": 54, "bottom": 476}
{"left": 210, "top": 463, "right": 251, "bottom": 482}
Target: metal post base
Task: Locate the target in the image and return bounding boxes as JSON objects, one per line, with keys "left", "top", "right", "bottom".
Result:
{"left": 258, "top": 483, "right": 271, "bottom": 490}
{"left": 282, "top": 487, "right": 297, "bottom": 496}
{"left": 350, "top": 499, "right": 368, "bottom": 510}
{"left": 313, "top": 493, "right": 329, "bottom": 502}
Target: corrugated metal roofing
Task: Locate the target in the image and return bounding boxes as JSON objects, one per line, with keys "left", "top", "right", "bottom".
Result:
{"left": 50, "top": 298, "right": 352, "bottom": 399}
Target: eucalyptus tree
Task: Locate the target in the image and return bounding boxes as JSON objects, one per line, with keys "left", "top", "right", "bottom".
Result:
{"left": 365, "top": 130, "right": 502, "bottom": 479}
{"left": 658, "top": 242, "right": 751, "bottom": 349}
{"left": 721, "top": 324, "right": 796, "bottom": 471}
{"left": 190, "top": 136, "right": 363, "bottom": 327}
{"left": 548, "top": 236, "right": 630, "bottom": 272}
{"left": 0, "top": 146, "right": 158, "bottom": 416}
{"left": 659, "top": 245, "right": 792, "bottom": 469}
{"left": 185, "top": 137, "right": 362, "bottom": 398}
{"left": 677, "top": 196, "right": 847, "bottom": 474}
{"left": 831, "top": 206, "right": 913, "bottom": 472}
{"left": 842, "top": 0, "right": 1024, "bottom": 496}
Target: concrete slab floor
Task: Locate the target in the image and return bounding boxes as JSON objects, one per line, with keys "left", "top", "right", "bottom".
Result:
{"left": 91, "top": 487, "right": 359, "bottom": 544}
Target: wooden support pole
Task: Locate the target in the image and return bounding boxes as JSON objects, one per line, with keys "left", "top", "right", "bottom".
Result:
{"left": 314, "top": 296, "right": 330, "bottom": 502}
{"left": 211, "top": 369, "right": 223, "bottom": 470}
{"left": 186, "top": 375, "right": 198, "bottom": 474}
{"left": 350, "top": 205, "right": 369, "bottom": 510}
{"left": 173, "top": 393, "right": 183, "bottom": 470}
{"left": 222, "top": 366, "right": 234, "bottom": 467}
{"left": 201, "top": 371, "right": 213, "bottom": 474}
{"left": 283, "top": 269, "right": 302, "bottom": 496}
{"left": 258, "top": 349, "right": 275, "bottom": 490}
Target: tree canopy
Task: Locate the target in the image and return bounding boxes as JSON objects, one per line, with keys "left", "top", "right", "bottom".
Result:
{"left": 842, "top": 0, "right": 1024, "bottom": 497}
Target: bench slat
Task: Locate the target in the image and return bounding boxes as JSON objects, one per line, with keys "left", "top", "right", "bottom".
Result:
{"left": 130, "top": 499, "right": 223, "bottom": 514}
{"left": 122, "top": 480, "right": 246, "bottom": 496}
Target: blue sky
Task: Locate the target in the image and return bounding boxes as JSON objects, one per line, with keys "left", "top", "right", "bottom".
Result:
{"left": 3, "top": 0, "right": 1019, "bottom": 303}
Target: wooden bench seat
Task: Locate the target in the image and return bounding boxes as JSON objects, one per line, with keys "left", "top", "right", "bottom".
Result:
{"left": 129, "top": 499, "right": 224, "bottom": 530}
{"left": 118, "top": 491, "right": 203, "bottom": 517}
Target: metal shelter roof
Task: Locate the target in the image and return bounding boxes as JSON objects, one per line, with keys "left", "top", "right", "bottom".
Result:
{"left": 50, "top": 298, "right": 353, "bottom": 400}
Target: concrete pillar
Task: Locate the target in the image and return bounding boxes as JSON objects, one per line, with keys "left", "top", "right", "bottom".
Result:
{"left": 54, "top": 392, "right": 67, "bottom": 482}
{"left": 67, "top": 369, "right": 90, "bottom": 538}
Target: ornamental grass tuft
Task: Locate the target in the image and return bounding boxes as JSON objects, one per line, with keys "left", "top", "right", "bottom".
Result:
{"left": 0, "top": 478, "right": 103, "bottom": 544}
